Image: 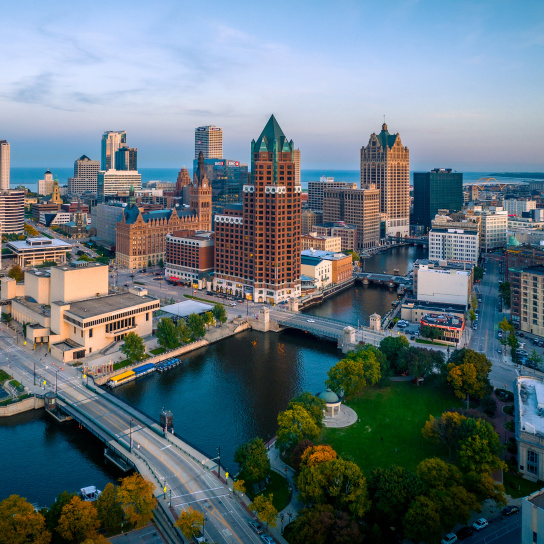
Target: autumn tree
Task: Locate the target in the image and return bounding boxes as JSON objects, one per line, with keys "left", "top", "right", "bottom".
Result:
{"left": 300, "top": 445, "right": 337, "bottom": 468}
{"left": 0, "top": 494, "right": 51, "bottom": 544}
{"left": 290, "top": 439, "right": 314, "bottom": 472}
{"left": 422, "top": 411, "right": 467, "bottom": 460}
{"left": 204, "top": 311, "right": 215, "bottom": 330}
{"left": 276, "top": 405, "right": 320, "bottom": 453}
{"left": 175, "top": 507, "right": 204, "bottom": 541}
{"left": 249, "top": 494, "right": 277, "bottom": 528}
{"left": 288, "top": 392, "right": 326, "bottom": 428}
{"left": 187, "top": 313, "right": 206, "bottom": 340}
{"left": 45, "top": 491, "right": 76, "bottom": 535}
{"left": 57, "top": 496, "right": 100, "bottom": 543}
{"left": 233, "top": 480, "right": 246, "bottom": 495}
{"left": 117, "top": 474, "right": 155, "bottom": 529}
{"left": 446, "top": 348, "right": 492, "bottom": 405}
{"left": 403, "top": 495, "right": 442, "bottom": 544}
{"left": 379, "top": 336, "right": 409, "bottom": 374}
{"left": 176, "top": 320, "right": 192, "bottom": 344}
{"left": 8, "top": 264, "right": 24, "bottom": 283}
{"left": 212, "top": 303, "right": 227, "bottom": 326}
{"left": 463, "top": 471, "right": 507, "bottom": 506}
{"left": 96, "top": 483, "right": 124, "bottom": 532}
{"left": 326, "top": 348, "right": 381, "bottom": 398}
{"left": 156, "top": 317, "right": 179, "bottom": 350}
{"left": 81, "top": 536, "right": 111, "bottom": 544}
{"left": 120, "top": 332, "right": 146, "bottom": 363}
{"left": 234, "top": 438, "right": 270, "bottom": 483}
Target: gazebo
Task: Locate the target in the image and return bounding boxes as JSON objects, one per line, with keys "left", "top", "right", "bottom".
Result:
{"left": 316, "top": 388, "right": 342, "bottom": 418}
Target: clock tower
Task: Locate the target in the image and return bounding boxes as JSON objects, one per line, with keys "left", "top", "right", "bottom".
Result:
{"left": 190, "top": 151, "right": 212, "bottom": 230}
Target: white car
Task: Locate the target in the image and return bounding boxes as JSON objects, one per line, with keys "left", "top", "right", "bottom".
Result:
{"left": 473, "top": 518, "right": 488, "bottom": 531}
{"left": 441, "top": 534, "right": 458, "bottom": 544}
{"left": 307, "top": 319, "right": 315, "bottom": 323}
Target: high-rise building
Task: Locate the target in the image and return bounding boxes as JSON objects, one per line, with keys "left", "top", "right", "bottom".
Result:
{"left": 412, "top": 169, "right": 463, "bottom": 231}
{"left": 195, "top": 126, "right": 223, "bottom": 159}
{"left": 213, "top": 115, "right": 302, "bottom": 303}
{"left": 97, "top": 170, "right": 142, "bottom": 203}
{"left": 322, "top": 186, "right": 381, "bottom": 248}
{"left": 0, "top": 190, "right": 25, "bottom": 234}
{"left": 308, "top": 177, "right": 357, "bottom": 212}
{"left": 428, "top": 228, "right": 479, "bottom": 264}
{"left": 101, "top": 131, "right": 126, "bottom": 171}
{"left": 360, "top": 123, "right": 410, "bottom": 237}
{"left": 510, "top": 266, "right": 544, "bottom": 335}
{"left": 0, "top": 140, "right": 10, "bottom": 190}
{"left": 473, "top": 207, "right": 508, "bottom": 252}
{"left": 293, "top": 148, "right": 301, "bottom": 186}
{"left": 176, "top": 167, "right": 191, "bottom": 195}
{"left": 115, "top": 147, "right": 137, "bottom": 171}
{"left": 68, "top": 155, "right": 100, "bottom": 195}
{"left": 38, "top": 170, "right": 55, "bottom": 196}
{"left": 301, "top": 209, "right": 323, "bottom": 235}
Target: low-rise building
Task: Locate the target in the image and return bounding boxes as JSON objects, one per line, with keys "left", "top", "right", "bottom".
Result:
{"left": 428, "top": 228, "right": 479, "bottom": 264}
{"left": 415, "top": 263, "right": 472, "bottom": 307}
{"left": 301, "top": 249, "right": 353, "bottom": 284}
{"left": 301, "top": 233, "right": 342, "bottom": 253}
{"left": 510, "top": 266, "right": 544, "bottom": 335}
{"left": 473, "top": 206, "right": 508, "bottom": 252}
{"left": 314, "top": 222, "right": 358, "bottom": 251}
{"left": 32, "top": 202, "right": 60, "bottom": 221}
{"left": 522, "top": 488, "right": 544, "bottom": 544}
{"left": 7, "top": 237, "right": 72, "bottom": 267}
{"left": 39, "top": 211, "right": 71, "bottom": 226}
{"left": 420, "top": 312, "right": 465, "bottom": 345}
{"left": 400, "top": 300, "right": 466, "bottom": 324}
{"left": 301, "top": 254, "right": 332, "bottom": 289}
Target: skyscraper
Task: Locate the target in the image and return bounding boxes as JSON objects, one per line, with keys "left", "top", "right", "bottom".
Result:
{"left": 0, "top": 140, "right": 10, "bottom": 190}
{"left": 68, "top": 155, "right": 100, "bottom": 195}
{"left": 195, "top": 126, "right": 223, "bottom": 159}
{"left": 115, "top": 147, "right": 137, "bottom": 171}
{"left": 360, "top": 123, "right": 410, "bottom": 238}
{"left": 412, "top": 168, "right": 463, "bottom": 231}
{"left": 101, "top": 131, "right": 126, "bottom": 171}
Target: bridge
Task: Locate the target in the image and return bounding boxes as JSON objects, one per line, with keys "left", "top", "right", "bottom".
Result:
{"left": 354, "top": 271, "right": 412, "bottom": 288}
{"left": 386, "top": 236, "right": 428, "bottom": 246}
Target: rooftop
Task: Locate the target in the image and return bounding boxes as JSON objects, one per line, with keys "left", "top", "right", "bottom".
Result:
{"left": 420, "top": 313, "right": 464, "bottom": 329}
{"left": 7, "top": 238, "right": 72, "bottom": 250}
{"left": 430, "top": 228, "right": 479, "bottom": 236}
{"left": 518, "top": 377, "right": 544, "bottom": 438}
{"left": 404, "top": 299, "right": 467, "bottom": 313}
{"left": 65, "top": 293, "right": 159, "bottom": 320}
{"left": 162, "top": 300, "right": 213, "bottom": 318}
{"left": 301, "top": 249, "right": 350, "bottom": 261}
{"left": 414, "top": 259, "right": 475, "bottom": 271}
{"left": 528, "top": 489, "right": 544, "bottom": 510}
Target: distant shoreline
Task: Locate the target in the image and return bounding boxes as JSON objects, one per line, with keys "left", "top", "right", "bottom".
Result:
{"left": 490, "top": 172, "right": 544, "bottom": 179}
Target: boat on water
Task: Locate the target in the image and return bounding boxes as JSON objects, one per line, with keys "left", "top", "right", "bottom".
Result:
{"left": 80, "top": 486, "right": 101, "bottom": 502}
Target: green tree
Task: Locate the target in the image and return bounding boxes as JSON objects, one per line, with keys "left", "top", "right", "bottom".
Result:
{"left": 96, "top": 483, "right": 124, "bottom": 533}
{"left": 249, "top": 495, "right": 277, "bottom": 529}
{"left": 470, "top": 295, "right": 478, "bottom": 311}
{"left": 57, "top": 496, "right": 100, "bottom": 543}
{"left": 276, "top": 405, "right": 321, "bottom": 453}
{"left": 120, "top": 332, "right": 146, "bottom": 363}
{"left": 204, "top": 311, "right": 215, "bottom": 330}
{"left": 529, "top": 350, "right": 543, "bottom": 368}
{"left": 447, "top": 348, "right": 492, "bottom": 405}
{"left": 176, "top": 320, "right": 192, "bottom": 344}
{"left": 212, "top": 303, "right": 227, "bottom": 326}
{"left": 288, "top": 392, "right": 326, "bottom": 428}
{"left": 463, "top": 471, "right": 507, "bottom": 506}
{"left": 473, "top": 266, "right": 484, "bottom": 282}
{"left": 416, "top": 457, "right": 463, "bottom": 491}
{"left": 175, "top": 507, "right": 204, "bottom": 541}
{"left": 498, "top": 317, "right": 514, "bottom": 334}
{"left": 45, "top": 491, "right": 76, "bottom": 534}
{"left": 402, "top": 495, "right": 442, "bottom": 544}
{"left": 158, "top": 258, "right": 164, "bottom": 268}
{"left": 8, "top": 264, "right": 24, "bottom": 283}
{"left": 234, "top": 438, "right": 270, "bottom": 483}
{"left": 0, "top": 494, "right": 51, "bottom": 544}
{"left": 422, "top": 411, "right": 467, "bottom": 460}
{"left": 325, "top": 349, "right": 381, "bottom": 398}
{"left": 379, "top": 336, "right": 409, "bottom": 375}
{"left": 117, "top": 474, "right": 155, "bottom": 529}
{"left": 420, "top": 325, "right": 442, "bottom": 343}
{"left": 360, "top": 344, "right": 391, "bottom": 385}
{"left": 498, "top": 281, "right": 511, "bottom": 308}
{"left": 469, "top": 309, "right": 476, "bottom": 323}
{"left": 156, "top": 317, "right": 179, "bottom": 350}
{"left": 187, "top": 313, "right": 206, "bottom": 340}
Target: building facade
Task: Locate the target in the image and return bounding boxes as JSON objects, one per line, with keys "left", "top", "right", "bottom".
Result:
{"left": 115, "top": 147, "right": 137, "bottom": 171}
{"left": 301, "top": 255, "right": 332, "bottom": 288}
{"left": 7, "top": 237, "right": 72, "bottom": 267}
{"left": 195, "top": 126, "right": 222, "bottom": 159}
{"left": 314, "top": 222, "right": 357, "bottom": 251}
{"left": 301, "top": 249, "right": 353, "bottom": 284}
{"left": 301, "top": 209, "right": 323, "bottom": 235}
{"left": 38, "top": 170, "right": 55, "bottom": 196}
{"left": 93, "top": 203, "right": 126, "bottom": 246}
{"left": 360, "top": 123, "right": 410, "bottom": 237}
{"left": 323, "top": 186, "right": 380, "bottom": 248}
{"left": 0, "top": 140, "right": 9, "bottom": 190}
{"left": 308, "top": 177, "right": 357, "bottom": 212}
{"left": 502, "top": 198, "right": 537, "bottom": 217}
{"left": 412, "top": 169, "right": 463, "bottom": 231}
{"left": 101, "top": 131, "right": 126, "bottom": 171}
{"left": 301, "top": 234, "right": 342, "bottom": 252}
{"left": 428, "top": 228, "right": 479, "bottom": 264}
{"left": 97, "top": 170, "right": 142, "bottom": 202}
{"left": 0, "top": 190, "right": 25, "bottom": 234}
{"left": 476, "top": 208, "right": 508, "bottom": 252}
{"left": 213, "top": 115, "right": 302, "bottom": 303}
{"left": 67, "top": 155, "right": 100, "bottom": 195}
{"left": 510, "top": 266, "right": 544, "bottom": 335}
{"left": 293, "top": 148, "right": 301, "bottom": 186}
{"left": 415, "top": 264, "right": 472, "bottom": 307}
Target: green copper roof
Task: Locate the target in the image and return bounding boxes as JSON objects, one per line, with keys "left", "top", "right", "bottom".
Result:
{"left": 316, "top": 388, "right": 340, "bottom": 404}
{"left": 376, "top": 123, "right": 398, "bottom": 149}
{"left": 253, "top": 115, "right": 293, "bottom": 153}
{"left": 508, "top": 235, "right": 520, "bottom": 247}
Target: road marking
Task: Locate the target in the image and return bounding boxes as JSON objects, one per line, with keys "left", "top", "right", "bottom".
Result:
{"left": 161, "top": 444, "right": 172, "bottom": 450}
{"left": 171, "top": 487, "right": 223, "bottom": 499}
{"left": 174, "top": 492, "right": 230, "bottom": 507}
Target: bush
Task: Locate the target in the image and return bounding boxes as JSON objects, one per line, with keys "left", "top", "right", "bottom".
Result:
{"left": 480, "top": 396, "right": 497, "bottom": 417}
{"left": 505, "top": 420, "right": 515, "bottom": 432}
{"left": 507, "top": 439, "right": 517, "bottom": 454}
{"left": 503, "top": 404, "right": 514, "bottom": 416}
{"left": 495, "top": 388, "right": 514, "bottom": 402}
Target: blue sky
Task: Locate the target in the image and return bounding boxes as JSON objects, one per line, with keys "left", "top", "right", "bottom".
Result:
{"left": 1, "top": 0, "right": 543, "bottom": 171}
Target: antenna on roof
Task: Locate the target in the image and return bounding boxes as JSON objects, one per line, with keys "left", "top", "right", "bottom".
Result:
{"left": 383, "top": 114, "right": 386, "bottom": 124}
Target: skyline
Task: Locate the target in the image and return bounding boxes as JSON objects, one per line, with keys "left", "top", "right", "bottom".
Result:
{"left": 1, "top": 0, "right": 543, "bottom": 171}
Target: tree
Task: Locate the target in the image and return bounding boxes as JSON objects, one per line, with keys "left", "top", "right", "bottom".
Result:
{"left": 447, "top": 349, "right": 492, "bottom": 405}
{"left": 379, "top": 336, "right": 409, "bottom": 375}
{"left": 233, "top": 480, "right": 246, "bottom": 495}
{"left": 117, "top": 474, "right": 155, "bottom": 529}
{"left": 288, "top": 392, "right": 326, "bottom": 428}
{"left": 470, "top": 294, "right": 478, "bottom": 311}
{"left": 498, "top": 317, "right": 514, "bottom": 334}
{"left": 120, "top": 332, "right": 146, "bottom": 363}
{"left": 399, "top": 347, "right": 444, "bottom": 381}
{"left": 463, "top": 471, "right": 507, "bottom": 506}
{"left": 8, "top": 264, "right": 24, "bottom": 283}
{"left": 45, "top": 491, "right": 76, "bottom": 535}
{"left": 148, "top": 259, "right": 152, "bottom": 268}
{"left": 187, "top": 313, "right": 206, "bottom": 340}
{"left": 276, "top": 405, "right": 320, "bottom": 453}
{"left": 24, "top": 223, "right": 39, "bottom": 236}
{"left": 57, "top": 496, "right": 100, "bottom": 543}
{"left": 0, "top": 494, "right": 51, "bottom": 544}
{"left": 473, "top": 266, "right": 484, "bottom": 282}
{"left": 325, "top": 349, "right": 381, "bottom": 398}
{"left": 204, "top": 311, "right": 215, "bottom": 330}
{"left": 529, "top": 350, "right": 543, "bottom": 368}
{"left": 422, "top": 411, "right": 467, "bottom": 460}
{"left": 175, "top": 507, "right": 204, "bottom": 541}
{"left": 234, "top": 438, "right": 270, "bottom": 483}
{"left": 290, "top": 439, "right": 314, "bottom": 472}
{"left": 96, "top": 483, "right": 124, "bottom": 532}
{"left": 360, "top": 344, "right": 390, "bottom": 386}
{"left": 416, "top": 458, "right": 462, "bottom": 491}
{"left": 176, "top": 320, "right": 192, "bottom": 344}
{"left": 212, "top": 303, "right": 227, "bottom": 326}
{"left": 81, "top": 536, "right": 111, "bottom": 544}
{"left": 158, "top": 258, "right": 164, "bottom": 268}
{"left": 420, "top": 325, "right": 442, "bottom": 343}
{"left": 249, "top": 494, "right": 277, "bottom": 528}
{"left": 498, "top": 281, "right": 511, "bottom": 308}
{"left": 156, "top": 317, "right": 179, "bottom": 350}
{"left": 300, "top": 445, "right": 338, "bottom": 468}
{"left": 403, "top": 495, "right": 442, "bottom": 544}
{"left": 469, "top": 309, "right": 476, "bottom": 323}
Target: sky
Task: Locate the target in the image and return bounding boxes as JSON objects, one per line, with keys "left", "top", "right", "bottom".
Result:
{"left": 1, "top": 0, "right": 543, "bottom": 171}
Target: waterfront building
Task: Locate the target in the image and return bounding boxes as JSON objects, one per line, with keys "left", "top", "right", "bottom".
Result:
{"left": 1, "top": 262, "right": 159, "bottom": 361}
{"left": 412, "top": 169, "right": 463, "bottom": 231}
{"left": 116, "top": 157, "right": 212, "bottom": 269}
{"left": 360, "top": 123, "right": 410, "bottom": 238}
{"left": 7, "top": 237, "right": 71, "bottom": 267}
{"left": 67, "top": 155, "right": 100, "bottom": 195}
{"left": 301, "top": 254, "right": 332, "bottom": 289}
{"left": 195, "top": 125, "right": 223, "bottom": 159}
{"left": 401, "top": 300, "right": 466, "bottom": 324}
{"left": 0, "top": 140, "right": 9, "bottom": 190}
{"left": 38, "top": 170, "right": 55, "bottom": 196}
{"left": 510, "top": 266, "right": 544, "bottom": 335}
{"left": 502, "top": 198, "right": 537, "bottom": 217}
{"left": 415, "top": 263, "right": 472, "bottom": 307}
{"left": 213, "top": 115, "right": 302, "bottom": 303}
{"left": 308, "top": 177, "right": 357, "bottom": 212}
{"left": 301, "top": 209, "right": 323, "bottom": 235}
{"left": 323, "top": 186, "right": 380, "bottom": 249}
{"left": 314, "top": 222, "right": 357, "bottom": 251}
{"left": 301, "top": 233, "right": 342, "bottom": 252}
{"left": 301, "top": 249, "right": 353, "bottom": 284}
{"left": 428, "top": 228, "right": 479, "bottom": 264}
{"left": 97, "top": 170, "right": 142, "bottom": 202}
{"left": 165, "top": 230, "right": 215, "bottom": 287}
{"left": 0, "top": 190, "right": 25, "bottom": 234}
{"left": 101, "top": 131, "right": 126, "bottom": 171}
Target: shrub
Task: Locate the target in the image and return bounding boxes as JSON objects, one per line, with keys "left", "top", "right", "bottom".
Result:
{"left": 495, "top": 388, "right": 514, "bottom": 402}
{"left": 503, "top": 404, "right": 514, "bottom": 416}
{"left": 480, "top": 396, "right": 497, "bottom": 417}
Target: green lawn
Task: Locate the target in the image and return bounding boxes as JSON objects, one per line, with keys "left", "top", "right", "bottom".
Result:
{"left": 323, "top": 378, "right": 462, "bottom": 475}
{"left": 242, "top": 470, "right": 290, "bottom": 512}
{"left": 112, "top": 354, "right": 150, "bottom": 371}
{"left": 504, "top": 471, "right": 544, "bottom": 498}
{"left": 150, "top": 347, "right": 166, "bottom": 355}
{"left": 183, "top": 294, "right": 224, "bottom": 306}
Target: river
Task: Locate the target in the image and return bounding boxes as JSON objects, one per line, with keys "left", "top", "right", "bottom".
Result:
{"left": 0, "top": 245, "right": 426, "bottom": 505}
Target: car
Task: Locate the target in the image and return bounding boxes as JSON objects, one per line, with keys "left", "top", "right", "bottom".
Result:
{"left": 410, "top": 335, "right": 415, "bottom": 340}
{"left": 473, "top": 518, "right": 488, "bottom": 531}
{"left": 498, "top": 349, "right": 502, "bottom": 354}
{"left": 307, "top": 319, "right": 316, "bottom": 323}
{"left": 248, "top": 520, "right": 264, "bottom": 534}
{"left": 230, "top": 303, "right": 237, "bottom": 307}
{"left": 456, "top": 526, "right": 474, "bottom": 539}
{"left": 441, "top": 534, "right": 458, "bottom": 544}
{"left": 502, "top": 505, "right": 520, "bottom": 516}
{"left": 124, "top": 283, "right": 129, "bottom": 287}
{"left": 520, "top": 333, "right": 525, "bottom": 337}
{"left": 260, "top": 535, "right": 275, "bottom": 544}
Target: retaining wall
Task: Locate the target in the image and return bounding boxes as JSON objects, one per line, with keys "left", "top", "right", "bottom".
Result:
{"left": 0, "top": 396, "right": 44, "bottom": 417}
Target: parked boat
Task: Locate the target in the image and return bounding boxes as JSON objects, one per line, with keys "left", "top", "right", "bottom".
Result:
{"left": 80, "top": 486, "right": 101, "bottom": 502}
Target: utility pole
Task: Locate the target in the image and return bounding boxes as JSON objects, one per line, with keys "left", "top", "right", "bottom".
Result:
{"left": 217, "top": 446, "right": 221, "bottom": 480}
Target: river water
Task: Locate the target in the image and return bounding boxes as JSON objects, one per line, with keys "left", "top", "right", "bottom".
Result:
{"left": 0, "top": 245, "right": 426, "bottom": 505}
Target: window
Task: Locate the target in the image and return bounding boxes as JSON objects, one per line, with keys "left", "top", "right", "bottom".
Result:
{"left": 89, "top": 328, "right": 93, "bottom": 338}
{"left": 528, "top": 450, "right": 538, "bottom": 475}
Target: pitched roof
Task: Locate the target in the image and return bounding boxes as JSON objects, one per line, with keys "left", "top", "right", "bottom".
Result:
{"left": 376, "top": 123, "right": 398, "bottom": 149}
{"left": 253, "top": 115, "right": 292, "bottom": 153}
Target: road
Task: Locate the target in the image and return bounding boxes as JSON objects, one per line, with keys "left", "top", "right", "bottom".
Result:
{"left": 0, "top": 329, "right": 265, "bottom": 544}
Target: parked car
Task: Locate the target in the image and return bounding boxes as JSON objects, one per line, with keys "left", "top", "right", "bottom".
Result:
{"left": 502, "top": 505, "right": 520, "bottom": 516}
{"left": 260, "top": 535, "right": 275, "bottom": 544}
{"left": 497, "top": 349, "right": 502, "bottom": 354}
{"left": 248, "top": 520, "right": 264, "bottom": 534}
{"left": 473, "top": 518, "right": 488, "bottom": 531}
{"left": 441, "top": 534, "right": 458, "bottom": 544}
{"left": 456, "top": 526, "right": 474, "bottom": 539}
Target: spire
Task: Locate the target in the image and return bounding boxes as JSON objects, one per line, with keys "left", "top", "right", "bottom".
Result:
{"left": 253, "top": 115, "right": 292, "bottom": 154}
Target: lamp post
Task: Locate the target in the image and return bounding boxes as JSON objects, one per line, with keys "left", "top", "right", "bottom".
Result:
{"left": 203, "top": 517, "right": 208, "bottom": 540}
{"left": 217, "top": 446, "right": 221, "bottom": 480}
{"left": 287, "top": 511, "right": 293, "bottom": 525}
{"left": 129, "top": 418, "right": 134, "bottom": 451}
{"left": 33, "top": 360, "right": 36, "bottom": 386}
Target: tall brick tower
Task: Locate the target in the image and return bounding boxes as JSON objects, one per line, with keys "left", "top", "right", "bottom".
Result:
{"left": 190, "top": 152, "right": 212, "bottom": 231}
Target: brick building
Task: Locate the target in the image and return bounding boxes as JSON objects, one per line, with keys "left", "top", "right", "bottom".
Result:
{"left": 314, "top": 222, "right": 357, "bottom": 251}
{"left": 301, "top": 233, "right": 342, "bottom": 252}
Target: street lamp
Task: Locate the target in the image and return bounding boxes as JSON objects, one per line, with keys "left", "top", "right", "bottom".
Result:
{"left": 287, "top": 511, "right": 293, "bottom": 525}
{"left": 217, "top": 446, "right": 221, "bottom": 479}
{"left": 33, "top": 360, "right": 36, "bottom": 385}
{"left": 129, "top": 418, "right": 134, "bottom": 451}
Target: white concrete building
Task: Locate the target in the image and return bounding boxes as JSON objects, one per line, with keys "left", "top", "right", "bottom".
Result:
{"left": 473, "top": 207, "right": 508, "bottom": 252}
{"left": 428, "top": 228, "right": 479, "bottom": 264}
{"left": 416, "top": 264, "right": 472, "bottom": 307}
{"left": 301, "top": 254, "right": 332, "bottom": 288}
{"left": 97, "top": 170, "right": 142, "bottom": 202}
{"left": 39, "top": 211, "right": 71, "bottom": 226}
{"left": 38, "top": 170, "right": 55, "bottom": 196}
{"left": 502, "top": 199, "right": 536, "bottom": 217}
